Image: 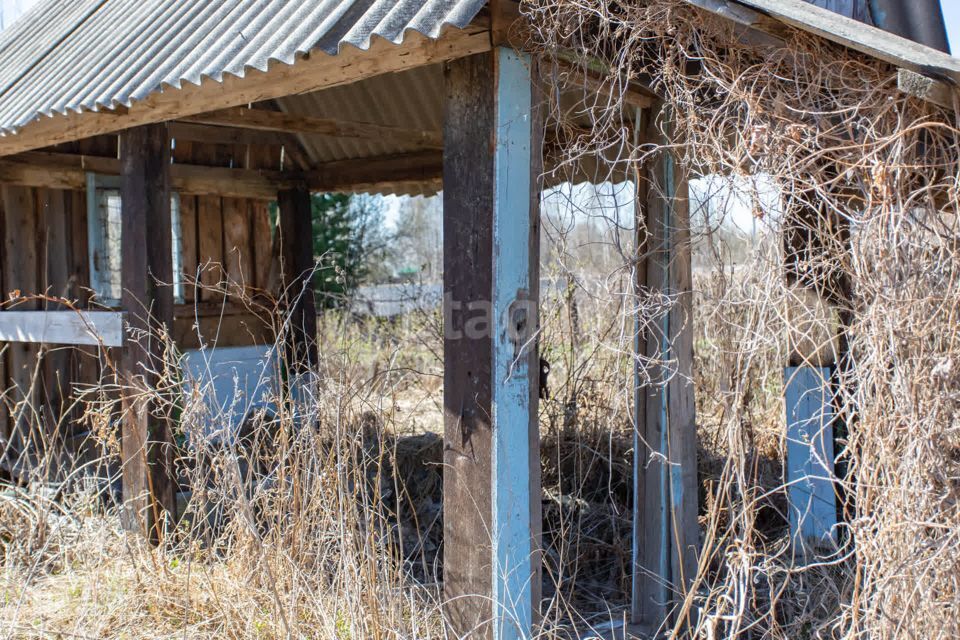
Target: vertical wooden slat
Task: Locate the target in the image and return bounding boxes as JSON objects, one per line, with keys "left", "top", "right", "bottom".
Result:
{"left": 632, "top": 105, "right": 699, "bottom": 627}
{"left": 634, "top": 125, "right": 670, "bottom": 624}
{"left": 251, "top": 200, "right": 273, "bottom": 293}
{"left": 119, "top": 124, "right": 176, "bottom": 541}
{"left": 179, "top": 195, "right": 198, "bottom": 303}
{"left": 40, "top": 189, "right": 72, "bottom": 472}
{"left": 197, "top": 195, "right": 224, "bottom": 303}
{"left": 276, "top": 187, "right": 317, "bottom": 369}
{"left": 0, "top": 189, "right": 7, "bottom": 459}
{"left": 68, "top": 190, "right": 90, "bottom": 306}
{"left": 222, "top": 197, "right": 252, "bottom": 297}
{"left": 443, "top": 48, "right": 542, "bottom": 640}
{"left": 666, "top": 148, "right": 699, "bottom": 606}
{"left": 2, "top": 186, "right": 40, "bottom": 473}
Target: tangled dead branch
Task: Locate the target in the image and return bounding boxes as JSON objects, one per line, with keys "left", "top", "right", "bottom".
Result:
{"left": 525, "top": 1, "right": 960, "bottom": 637}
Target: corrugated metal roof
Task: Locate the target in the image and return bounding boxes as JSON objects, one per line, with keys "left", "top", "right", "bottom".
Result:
{"left": 0, "top": 0, "right": 486, "bottom": 136}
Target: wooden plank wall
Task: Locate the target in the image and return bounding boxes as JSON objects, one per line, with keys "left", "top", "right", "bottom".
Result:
{"left": 173, "top": 131, "right": 280, "bottom": 349}
{"left": 0, "top": 133, "right": 282, "bottom": 476}
{"left": 0, "top": 184, "right": 99, "bottom": 476}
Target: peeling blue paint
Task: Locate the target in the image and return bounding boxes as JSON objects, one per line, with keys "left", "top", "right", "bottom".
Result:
{"left": 491, "top": 46, "right": 534, "bottom": 640}
{"left": 784, "top": 366, "right": 838, "bottom": 554}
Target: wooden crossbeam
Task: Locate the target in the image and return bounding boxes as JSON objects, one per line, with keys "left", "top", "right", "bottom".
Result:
{"left": 168, "top": 121, "right": 305, "bottom": 149}
{"left": 0, "top": 311, "right": 124, "bottom": 347}
{"left": 182, "top": 107, "right": 443, "bottom": 150}
{"left": 0, "top": 150, "right": 444, "bottom": 198}
{"left": 0, "top": 24, "right": 491, "bottom": 157}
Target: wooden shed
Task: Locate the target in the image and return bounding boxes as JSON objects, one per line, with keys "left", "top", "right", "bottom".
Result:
{"left": 0, "top": 0, "right": 956, "bottom": 638}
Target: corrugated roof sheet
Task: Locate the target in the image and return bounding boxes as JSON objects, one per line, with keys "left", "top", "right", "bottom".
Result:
{"left": 0, "top": 0, "right": 486, "bottom": 136}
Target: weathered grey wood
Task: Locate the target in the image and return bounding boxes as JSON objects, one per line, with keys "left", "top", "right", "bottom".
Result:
{"left": 0, "top": 150, "right": 444, "bottom": 198}
{"left": 666, "top": 141, "right": 699, "bottom": 614}
{"left": 277, "top": 187, "right": 317, "bottom": 369}
{"left": 183, "top": 107, "right": 443, "bottom": 149}
{"left": 1, "top": 185, "right": 41, "bottom": 472}
{"left": 898, "top": 68, "right": 956, "bottom": 110}
{"left": 0, "top": 311, "right": 123, "bottom": 347}
{"left": 632, "top": 105, "right": 699, "bottom": 628}
{"left": 634, "top": 118, "right": 669, "bottom": 625}
{"left": 442, "top": 49, "right": 542, "bottom": 640}
{"left": 119, "top": 124, "right": 176, "bottom": 541}
{"left": 692, "top": 0, "right": 960, "bottom": 83}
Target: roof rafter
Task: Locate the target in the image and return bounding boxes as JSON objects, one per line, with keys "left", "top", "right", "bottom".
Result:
{"left": 180, "top": 107, "right": 443, "bottom": 150}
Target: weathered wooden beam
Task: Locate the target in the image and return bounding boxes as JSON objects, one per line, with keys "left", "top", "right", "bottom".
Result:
{"left": 443, "top": 48, "right": 542, "bottom": 640}
{"left": 0, "top": 311, "right": 124, "bottom": 347}
{"left": 0, "top": 150, "right": 445, "bottom": 198}
{"left": 0, "top": 152, "right": 281, "bottom": 199}
{"left": 119, "top": 124, "right": 176, "bottom": 542}
{"left": 690, "top": 0, "right": 960, "bottom": 83}
{"left": 276, "top": 187, "right": 317, "bottom": 370}
{"left": 304, "top": 150, "right": 443, "bottom": 193}
{"left": 632, "top": 103, "right": 699, "bottom": 628}
{"left": 168, "top": 121, "right": 304, "bottom": 149}
{"left": 182, "top": 107, "right": 443, "bottom": 150}
{"left": 0, "top": 25, "right": 492, "bottom": 157}
{"left": 897, "top": 68, "right": 956, "bottom": 110}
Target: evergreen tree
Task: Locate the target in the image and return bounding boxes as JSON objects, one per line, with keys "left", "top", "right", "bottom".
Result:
{"left": 310, "top": 193, "right": 388, "bottom": 307}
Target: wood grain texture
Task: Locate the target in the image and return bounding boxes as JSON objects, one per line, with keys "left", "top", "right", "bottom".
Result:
{"left": 183, "top": 107, "right": 443, "bottom": 149}
{"left": 222, "top": 197, "right": 253, "bottom": 297}
{"left": 443, "top": 52, "right": 497, "bottom": 638}
{"left": 276, "top": 188, "right": 317, "bottom": 369}
{"left": 632, "top": 105, "right": 699, "bottom": 627}
{"left": 119, "top": 124, "right": 176, "bottom": 541}
{"left": 179, "top": 195, "right": 199, "bottom": 303}
{"left": 443, "top": 49, "right": 542, "bottom": 640}
{"left": 251, "top": 200, "right": 274, "bottom": 293}
{"left": 197, "top": 196, "right": 225, "bottom": 303}
{"left": 1, "top": 186, "right": 41, "bottom": 471}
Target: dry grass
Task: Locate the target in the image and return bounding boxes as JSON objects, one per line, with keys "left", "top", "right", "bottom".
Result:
{"left": 3, "top": 1, "right": 957, "bottom": 638}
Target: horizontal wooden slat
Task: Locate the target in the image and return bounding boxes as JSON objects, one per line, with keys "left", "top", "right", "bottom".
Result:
{"left": 0, "top": 310, "right": 124, "bottom": 347}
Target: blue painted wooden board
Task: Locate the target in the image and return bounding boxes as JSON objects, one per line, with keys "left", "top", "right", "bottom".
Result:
{"left": 491, "top": 46, "right": 535, "bottom": 640}
{"left": 784, "top": 366, "right": 838, "bottom": 552}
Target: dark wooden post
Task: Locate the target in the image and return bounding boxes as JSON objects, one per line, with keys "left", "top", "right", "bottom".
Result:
{"left": 119, "top": 123, "right": 176, "bottom": 540}
{"left": 632, "top": 103, "right": 699, "bottom": 627}
{"left": 443, "top": 48, "right": 542, "bottom": 640}
{"left": 276, "top": 186, "right": 317, "bottom": 370}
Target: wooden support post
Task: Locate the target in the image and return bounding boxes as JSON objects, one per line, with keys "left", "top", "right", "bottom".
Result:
{"left": 276, "top": 187, "right": 317, "bottom": 370}
{"left": 784, "top": 366, "right": 838, "bottom": 553}
{"left": 443, "top": 48, "right": 542, "bottom": 640}
{"left": 632, "top": 104, "right": 699, "bottom": 627}
{"left": 119, "top": 124, "right": 176, "bottom": 540}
